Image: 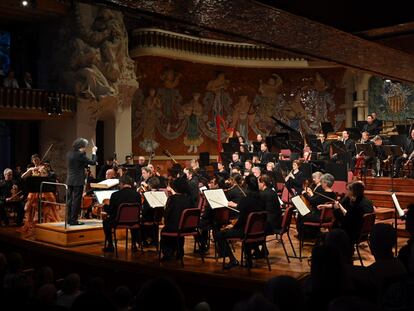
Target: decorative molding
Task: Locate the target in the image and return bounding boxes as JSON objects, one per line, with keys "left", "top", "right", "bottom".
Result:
{"left": 130, "top": 28, "right": 309, "bottom": 68}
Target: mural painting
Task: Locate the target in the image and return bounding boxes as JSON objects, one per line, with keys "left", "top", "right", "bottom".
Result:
{"left": 132, "top": 56, "right": 346, "bottom": 156}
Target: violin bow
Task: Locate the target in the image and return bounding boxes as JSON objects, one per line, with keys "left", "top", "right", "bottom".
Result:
{"left": 40, "top": 144, "right": 54, "bottom": 163}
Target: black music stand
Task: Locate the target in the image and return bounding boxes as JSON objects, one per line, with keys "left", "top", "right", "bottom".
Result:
{"left": 383, "top": 145, "right": 403, "bottom": 192}
{"left": 331, "top": 140, "right": 349, "bottom": 168}
{"left": 252, "top": 142, "right": 261, "bottom": 152}
{"left": 222, "top": 143, "right": 234, "bottom": 153}
{"left": 346, "top": 127, "right": 362, "bottom": 141}
{"left": 219, "top": 152, "right": 232, "bottom": 168}
{"left": 321, "top": 122, "right": 334, "bottom": 136}
{"left": 355, "top": 143, "right": 375, "bottom": 181}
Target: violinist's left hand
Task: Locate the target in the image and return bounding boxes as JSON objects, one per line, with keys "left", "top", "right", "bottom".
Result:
{"left": 228, "top": 201, "right": 237, "bottom": 208}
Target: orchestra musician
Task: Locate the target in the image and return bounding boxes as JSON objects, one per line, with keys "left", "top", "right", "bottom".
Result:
{"left": 309, "top": 171, "right": 323, "bottom": 193}
{"left": 371, "top": 112, "right": 383, "bottom": 132}
{"left": 359, "top": 131, "right": 371, "bottom": 144}
{"left": 120, "top": 154, "right": 138, "bottom": 182}
{"left": 101, "top": 175, "right": 141, "bottom": 253}
{"left": 393, "top": 129, "right": 414, "bottom": 178}
{"left": 21, "top": 154, "right": 42, "bottom": 179}
{"left": 258, "top": 174, "right": 282, "bottom": 232}
{"left": 333, "top": 181, "right": 374, "bottom": 244}
{"left": 243, "top": 160, "right": 253, "bottom": 177}
{"left": 140, "top": 177, "right": 162, "bottom": 247}
{"left": 66, "top": 138, "right": 97, "bottom": 226}
{"left": 0, "top": 168, "right": 24, "bottom": 227}
{"left": 258, "top": 142, "right": 272, "bottom": 165}
{"left": 225, "top": 173, "right": 245, "bottom": 212}
{"left": 338, "top": 130, "right": 356, "bottom": 170}
{"left": 229, "top": 152, "right": 243, "bottom": 172}
{"left": 363, "top": 115, "right": 381, "bottom": 136}
{"left": 316, "top": 133, "right": 330, "bottom": 160}
{"left": 252, "top": 166, "right": 261, "bottom": 178}
{"left": 160, "top": 175, "right": 194, "bottom": 261}
{"left": 363, "top": 135, "right": 387, "bottom": 177}
{"left": 216, "top": 162, "right": 230, "bottom": 180}
{"left": 216, "top": 174, "right": 265, "bottom": 269}
{"left": 136, "top": 156, "right": 147, "bottom": 181}
{"left": 183, "top": 168, "right": 200, "bottom": 207}
{"left": 97, "top": 157, "right": 115, "bottom": 181}
{"left": 299, "top": 173, "right": 337, "bottom": 238}
{"left": 284, "top": 160, "right": 305, "bottom": 195}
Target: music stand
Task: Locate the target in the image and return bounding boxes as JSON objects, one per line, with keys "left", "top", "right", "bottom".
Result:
{"left": 331, "top": 140, "right": 347, "bottom": 156}
{"left": 279, "top": 160, "right": 292, "bottom": 175}
{"left": 222, "top": 143, "right": 234, "bottom": 153}
{"left": 308, "top": 139, "right": 323, "bottom": 153}
{"left": 355, "top": 121, "right": 367, "bottom": 132}
{"left": 346, "top": 127, "right": 362, "bottom": 141}
{"left": 252, "top": 142, "right": 261, "bottom": 152}
{"left": 321, "top": 122, "right": 334, "bottom": 136}
{"left": 383, "top": 145, "right": 403, "bottom": 192}
{"left": 356, "top": 143, "right": 375, "bottom": 158}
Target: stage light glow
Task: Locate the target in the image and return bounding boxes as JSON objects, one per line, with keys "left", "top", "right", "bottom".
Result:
{"left": 22, "top": 0, "right": 28, "bottom": 6}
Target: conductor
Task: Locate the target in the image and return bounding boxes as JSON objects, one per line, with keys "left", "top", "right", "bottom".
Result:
{"left": 66, "top": 138, "right": 97, "bottom": 225}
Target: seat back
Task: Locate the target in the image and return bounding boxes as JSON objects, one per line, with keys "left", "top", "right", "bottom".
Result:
{"left": 280, "top": 149, "right": 291, "bottom": 159}
{"left": 358, "top": 212, "right": 376, "bottom": 243}
{"left": 244, "top": 212, "right": 267, "bottom": 241}
{"left": 281, "top": 187, "right": 290, "bottom": 204}
{"left": 213, "top": 207, "right": 230, "bottom": 226}
{"left": 332, "top": 181, "right": 347, "bottom": 196}
{"left": 197, "top": 195, "right": 207, "bottom": 211}
{"left": 178, "top": 208, "right": 201, "bottom": 232}
{"left": 319, "top": 206, "right": 334, "bottom": 225}
{"left": 116, "top": 203, "right": 141, "bottom": 226}
{"left": 280, "top": 206, "right": 294, "bottom": 234}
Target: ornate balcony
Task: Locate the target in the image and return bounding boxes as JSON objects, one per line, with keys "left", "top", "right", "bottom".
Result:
{"left": 0, "top": 88, "right": 76, "bottom": 119}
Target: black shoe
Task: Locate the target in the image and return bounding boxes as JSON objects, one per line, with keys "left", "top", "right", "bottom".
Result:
{"left": 224, "top": 260, "right": 239, "bottom": 270}
{"left": 102, "top": 245, "right": 114, "bottom": 252}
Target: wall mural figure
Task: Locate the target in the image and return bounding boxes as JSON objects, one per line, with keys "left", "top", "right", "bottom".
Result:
{"left": 157, "top": 68, "right": 183, "bottom": 133}
{"left": 139, "top": 88, "right": 161, "bottom": 152}
{"left": 183, "top": 93, "right": 204, "bottom": 153}
{"left": 231, "top": 95, "right": 254, "bottom": 141}
{"left": 201, "top": 72, "right": 232, "bottom": 143}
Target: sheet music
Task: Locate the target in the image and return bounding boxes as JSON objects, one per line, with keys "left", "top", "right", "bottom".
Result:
{"left": 94, "top": 190, "right": 118, "bottom": 204}
{"left": 278, "top": 195, "right": 284, "bottom": 206}
{"left": 199, "top": 186, "right": 207, "bottom": 193}
{"left": 291, "top": 196, "right": 311, "bottom": 216}
{"left": 90, "top": 178, "right": 119, "bottom": 189}
{"left": 391, "top": 193, "right": 405, "bottom": 217}
{"left": 203, "top": 189, "right": 229, "bottom": 209}
{"left": 143, "top": 191, "right": 168, "bottom": 208}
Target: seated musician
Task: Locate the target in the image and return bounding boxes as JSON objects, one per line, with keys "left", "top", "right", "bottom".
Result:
{"left": 21, "top": 154, "right": 42, "bottom": 179}
{"left": 393, "top": 129, "right": 414, "bottom": 178}
{"left": 258, "top": 174, "right": 282, "bottom": 232}
{"left": 97, "top": 157, "right": 115, "bottom": 181}
{"left": 229, "top": 152, "right": 243, "bottom": 172}
{"left": 160, "top": 175, "right": 194, "bottom": 261}
{"left": 216, "top": 162, "right": 230, "bottom": 180}
{"left": 183, "top": 167, "right": 199, "bottom": 207}
{"left": 252, "top": 166, "right": 261, "bottom": 178}
{"left": 225, "top": 173, "right": 246, "bottom": 218}
{"left": 359, "top": 131, "right": 371, "bottom": 144}
{"left": 284, "top": 160, "right": 305, "bottom": 195}
{"left": 87, "top": 168, "right": 118, "bottom": 218}
{"left": 243, "top": 160, "right": 253, "bottom": 177}
{"left": 363, "top": 135, "right": 387, "bottom": 177}
{"left": 309, "top": 171, "right": 323, "bottom": 193}
{"left": 298, "top": 173, "right": 337, "bottom": 238}
{"left": 140, "top": 176, "right": 162, "bottom": 247}
{"left": 147, "top": 164, "right": 167, "bottom": 188}
{"left": 216, "top": 174, "right": 265, "bottom": 269}
{"left": 333, "top": 181, "right": 374, "bottom": 244}
{"left": 371, "top": 112, "right": 383, "bottom": 132}
{"left": 363, "top": 115, "right": 380, "bottom": 136}
{"left": 120, "top": 154, "right": 138, "bottom": 181}
{"left": 258, "top": 142, "right": 272, "bottom": 165}
{"left": 101, "top": 175, "right": 141, "bottom": 253}
{"left": 317, "top": 133, "right": 330, "bottom": 160}
{"left": 197, "top": 176, "right": 221, "bottom": 254}
{"left": 239, "top": 144, "right": 249, "bottom": 163}
{"left": 0, "top": 168, "right": 24, "bottom": 226}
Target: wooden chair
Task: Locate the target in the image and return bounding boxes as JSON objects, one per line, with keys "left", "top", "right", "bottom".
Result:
{"left": 159, "top": 208, "right": 204, "bottom": 267}
{"left": 272, "top": 206, "right": 297, "bottom": 263}
{"left": 355, "top": 212, "right": 376, "bottom": 266}
{"left": 111, "top": 203, "right": 141, "bottom": 257}
{"left": 223, "top": 211, "right": 271, "bottom": 273}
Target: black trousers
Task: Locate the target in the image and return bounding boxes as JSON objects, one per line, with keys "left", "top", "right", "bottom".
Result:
{"left": 160, "top": 228, "right": 185, "bottom": 258}
{"left": 67, "top": 185, "right": 83, "bottom": 224}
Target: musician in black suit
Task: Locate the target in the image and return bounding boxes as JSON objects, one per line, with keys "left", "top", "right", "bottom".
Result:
{"left": 229, "top": 152, "right": 243, "bottom": 171}
{"left": 101, "top": 175, "right": 141, "bottom": 252}
{"left": 216, "top": 174, "right": 265, "bottom": 269}
{"left": 340, "top": 130, "right": 356, "bottom": 170}
{"left": 258, "top": 142, "right": 273, "bottom": 165}
{"left": 160, "top": 175, "right": 194, "bottom": 261}
{"left": 284, "top": 160, "right": 305, "bottom": 194}
{"left": 371, "top": 112, "right": 383, "bottom": 132}
{"left": 66, "top": 138, "right": 97, "bottom": 226}
{"left": 363, "top": 115, "right": 380, "bottom": 136}
{"left": 258, "top": 174, "right": 282, "bottom": 232}
{"left": 0, "top": 168, "right": 24, "bottom": 226}
{"left": 393, "top": 129, "right": 414, "bottom": 178}
{"left": 364, "top": 135, "right": 387, "bottom": 177}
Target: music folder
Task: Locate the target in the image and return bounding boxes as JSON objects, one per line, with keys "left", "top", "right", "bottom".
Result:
{"left": 90, "top": 179, "right": 119, "bottom": 189}
{"left": 391, "top": 193, "right": 405, "bottom": 218}
{"left": 94, "top": 190, "right": 118, "bottom": 204}
{"left": 203, "top": 189, "right": 239, "bottom": 213}
{"left": 291, "top": 195, "right": 311, "bottom": 216}
{"left": 143, "top": 191, "right": 168, "bottom": 208}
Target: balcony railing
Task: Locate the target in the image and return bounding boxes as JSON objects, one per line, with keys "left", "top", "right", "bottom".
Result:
{"left": 0, "top": 88, "right": 76, "bottom": 114}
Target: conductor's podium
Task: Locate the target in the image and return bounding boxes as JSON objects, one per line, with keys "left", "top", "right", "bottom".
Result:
{"left": 35, "top": 220, "right": 125, "bottom": 247}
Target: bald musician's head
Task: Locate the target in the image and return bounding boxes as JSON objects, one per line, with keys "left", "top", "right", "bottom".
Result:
{"left": 138, "top": 156, "right": 146, "bottom": 165}
{"left": 361, "top": 131, "right": 369, "bottom": 141}
{"left": 105, "top": 169, "right": 116, "bottom": 179}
